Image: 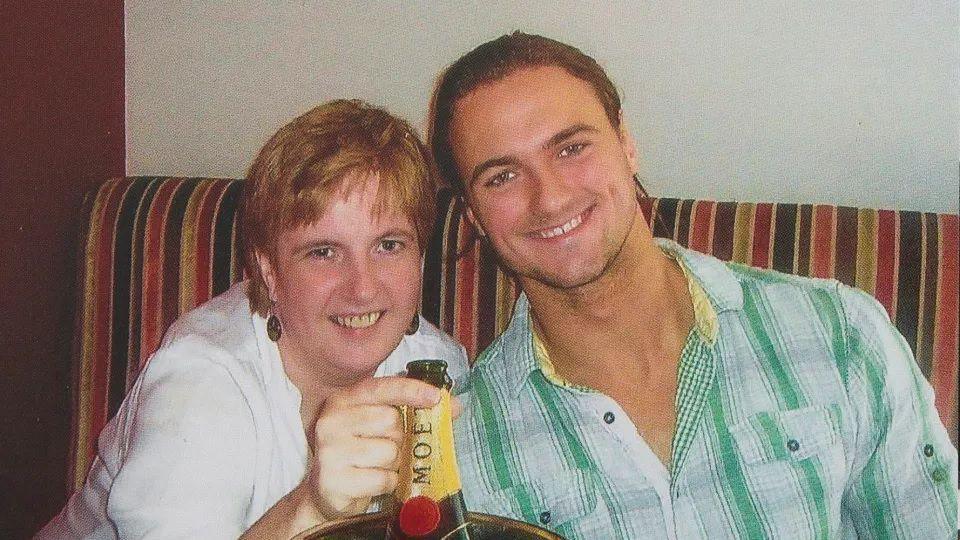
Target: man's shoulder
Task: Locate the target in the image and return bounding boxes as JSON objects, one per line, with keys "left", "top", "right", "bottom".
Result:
{"left": 721, "top": 260, "right": 854, "bottom": 316}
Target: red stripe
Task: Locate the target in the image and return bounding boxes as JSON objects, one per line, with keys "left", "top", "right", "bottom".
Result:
{"left": 752, "top": 204, "right": 773, "bottom": 268}
{"left": 932, "top": 214, "right": 958, "bottom": 432}
{"left": 639, "top": 197, "right": 655, "bottom": 227}
{"left": 140, "top": 179, "right": 181, "bottom": 365}
{"left": 810, "top": 205, "right": 836, "bottom": 278}
{"left": 87, "top": 179, "right": 127, "bottom": 471}
{"left": 874, "top": 210, "right": 899, "bottom": 318}
{"left": 455, "top": 222, "right": 477, "bottom": 360}
{"left": 688, "top": 201, "right": 715, "bottom": 254}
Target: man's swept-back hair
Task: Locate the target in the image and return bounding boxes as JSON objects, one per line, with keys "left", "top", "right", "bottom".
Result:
{"left": 242, "top": 99, "right": 437, "bottom": 316}
{"left": 429, "top": 31, "right": 622, "bottom": 194}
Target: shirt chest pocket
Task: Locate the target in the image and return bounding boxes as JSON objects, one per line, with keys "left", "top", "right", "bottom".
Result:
{"left": 469, "top": 468, "right": 599, "bottom": 535}
{"left": 728, "top": 404, "right": 847, "bottom": 537}
{"left": 731, "top": 404, "right": 844, "bottom": 464}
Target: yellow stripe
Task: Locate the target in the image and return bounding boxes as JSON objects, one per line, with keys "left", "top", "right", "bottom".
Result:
{"left": 791, "top": 205, "right": 802, "bottom": 273}
{"left": 855, "top": 209, "right": 878, "bottom": 295}
{"left": 75, "top": 179, "right": 118, "bottom": 490}
{"left": 732, "top": 203, "right": 754, "bottom": 265}
{"left": 179, "top": 179, "right": 213, "bottom": 313}
{"left": 915, "top": 215, "right": 929, "bottom": 362}
{"left": 495, "top": 270, "right": 516, "bottom": 338}
{"left": 439, "top": 202, "right": 458, "bottom": 327}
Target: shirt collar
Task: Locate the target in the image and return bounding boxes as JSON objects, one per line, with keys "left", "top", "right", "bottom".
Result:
{"left": 474, "top": 293, "right": 541, "bottom": 398}
{"left": 655, "top": 238, "right": 744, "bottom": 315}
{"left": 479, "top": 240, "right": 744, "bottom": 397}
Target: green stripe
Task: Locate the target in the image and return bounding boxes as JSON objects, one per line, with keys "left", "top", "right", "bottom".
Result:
{"left": 528, "top": 374, "right": 634, "bottom": 537}
{"left": 529, "top": 374, "right": 592, "bottom": 471}
{"left": 741, "top": 283, "right": 830, "bottom": 537}
{"left": 808, "top": 287, "right": 848, "bottom": 383}
{"left": 671, "top": 334, "right": 715, "bottom": 479}
{"left": 707, "top": 386, "right": 765, "bottom": 537}
{"left": 850, "top": 334, "right": 896, "bottom": 536}
{"left": 473, "top": 367, "right": 518, "bottom": 490}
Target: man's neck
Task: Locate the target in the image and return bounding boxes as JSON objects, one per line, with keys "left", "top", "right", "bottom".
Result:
{"left": 521, "top": 215, "right": 695, "bottom": 391}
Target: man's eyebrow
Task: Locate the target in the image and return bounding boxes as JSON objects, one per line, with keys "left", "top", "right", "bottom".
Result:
{"left": 468, "top": 124, "right": 599, "bottom": 186}
{"left": 543, "top": 124, "right": 598, "bottom": 150}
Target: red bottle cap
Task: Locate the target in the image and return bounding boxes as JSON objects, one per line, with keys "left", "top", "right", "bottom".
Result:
{"left": 398, "top": 495, "right": 441, "bottom": 537}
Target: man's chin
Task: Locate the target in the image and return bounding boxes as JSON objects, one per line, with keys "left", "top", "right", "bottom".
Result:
{"left": 519, "top": 261, "right": 609, "bottom": 291}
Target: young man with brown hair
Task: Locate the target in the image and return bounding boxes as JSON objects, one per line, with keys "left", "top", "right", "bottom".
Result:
{"left": 431, "top": 32, "right": 957, "bottom": 539}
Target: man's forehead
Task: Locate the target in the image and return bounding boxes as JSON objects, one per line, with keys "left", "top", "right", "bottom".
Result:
{"left": 450, "top": 66, "right": 611, "bottom": 151}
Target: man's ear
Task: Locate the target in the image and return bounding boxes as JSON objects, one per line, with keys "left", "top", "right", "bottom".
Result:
{"left": 464, "top": 204, "right": 486, "bottom": 237}
{"left": 255, "top": 250, "right": 278, "bottom": 301}
{"left": 617, "top": 110, "right": 640, "bottom": 174}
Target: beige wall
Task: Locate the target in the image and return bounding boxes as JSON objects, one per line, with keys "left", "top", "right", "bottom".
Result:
{"left": 126, "top": 1, "right": 959, "bottom": 213}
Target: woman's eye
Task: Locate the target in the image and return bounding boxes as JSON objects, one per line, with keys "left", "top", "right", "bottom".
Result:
{"left": 558, "top": 142, "right": 587, "bottom": 157}
{"left": 378, "top": 239, "right": 404, "bottom": 253}
{"left": 485, "top": 170, "right": 516, "bottom": 188}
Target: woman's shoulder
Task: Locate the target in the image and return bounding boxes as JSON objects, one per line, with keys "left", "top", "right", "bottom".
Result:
{"left": 159, "top": 282, "right": 260, "bottom": 363}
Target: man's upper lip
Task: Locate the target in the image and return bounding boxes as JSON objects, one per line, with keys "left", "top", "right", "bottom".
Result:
{"left": 527, "top": 205, "right": 593, "bottom": 236}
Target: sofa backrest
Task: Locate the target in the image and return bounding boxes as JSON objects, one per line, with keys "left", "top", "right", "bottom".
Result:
{"left": 68, "top": 176, "right": 959, "bottom": 491}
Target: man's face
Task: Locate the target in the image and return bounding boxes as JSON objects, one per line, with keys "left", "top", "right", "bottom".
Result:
{"left": 449, "top": 65, "right": 640, "bottom": 290}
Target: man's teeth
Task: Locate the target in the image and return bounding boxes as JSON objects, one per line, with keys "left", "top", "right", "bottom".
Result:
{"left": 539, "top": 212, "right": 584, "bottom": 239}
{"left": 335, "top": 311, "right": 382, "bottom": 328}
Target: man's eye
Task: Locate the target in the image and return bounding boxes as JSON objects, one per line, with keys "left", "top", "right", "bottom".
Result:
{"left": 378, "top": 239, "right": 404, "bottom": 253}
{"left": 307, "top": 247, "right": 334, "bottom": 259}
{"left": 558, "top": 142, "right": 588, "bottom": 157}
{"left": 485, "top": 170, "right": 516, "bottom": 187}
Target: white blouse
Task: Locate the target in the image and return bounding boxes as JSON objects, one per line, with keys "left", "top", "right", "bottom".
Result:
{"left": 38, "top": 281, "right": 468, "bottom": 539}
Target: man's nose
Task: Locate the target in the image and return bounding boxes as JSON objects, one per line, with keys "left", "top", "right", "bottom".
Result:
{"left": 528, "top": 165, "right": 573, "bottom": 216}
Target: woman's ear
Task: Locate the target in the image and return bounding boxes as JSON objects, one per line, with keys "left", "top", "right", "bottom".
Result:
{"left": 255, "top": 250, "right": 278, "bottom": 301}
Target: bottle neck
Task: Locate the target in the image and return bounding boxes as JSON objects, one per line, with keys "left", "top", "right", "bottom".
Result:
{"left": 395, "top": 389, "right": 462, "bottom": 502}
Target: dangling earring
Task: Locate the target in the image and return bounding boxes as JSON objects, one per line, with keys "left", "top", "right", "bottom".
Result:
{"left": 406, "top": 312, "right": 420, "bottom": 335}
{"left": 267, "top": 303, "right": 282, "bottom": 342}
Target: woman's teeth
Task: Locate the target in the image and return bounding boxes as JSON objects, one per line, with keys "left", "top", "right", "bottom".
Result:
{"left": 334, "top": 311, "right": 382, "bottom": 328}
{"left": 539, "top": 211, "right": 584, "bottom": 239}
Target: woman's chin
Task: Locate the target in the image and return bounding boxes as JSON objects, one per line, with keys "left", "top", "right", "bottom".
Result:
{"left": 326, "top": 341, "right": 397, "bottom": 375}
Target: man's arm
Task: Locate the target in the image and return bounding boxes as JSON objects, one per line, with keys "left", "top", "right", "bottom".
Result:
{"left": 839, "top": 286, "right": 958, "bottom": 538}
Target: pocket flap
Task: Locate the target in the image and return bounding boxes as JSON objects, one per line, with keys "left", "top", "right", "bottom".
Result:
{"left": 731, "top": 404, "right": 842, "bottom": 464}
{"left": 470, "top": 468, "right": 597, "bottom": 529}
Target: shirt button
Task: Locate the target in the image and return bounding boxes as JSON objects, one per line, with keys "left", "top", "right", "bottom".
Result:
{"left": 539, "top": 511, "right": 552, "bottom": 525}
{"left": 786, "top": 439, "right": 800, "bottom": 452}
{"left": 603, "top": 411, "right": 615, "bottom": 424}
{"left": 923, "top": 444, "right": 935, "bottom": 457}
{"left": 931, "top": 468, "right": 946, "bottom": 483}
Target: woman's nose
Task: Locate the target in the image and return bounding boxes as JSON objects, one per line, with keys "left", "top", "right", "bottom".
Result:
{"left": 342, "top": 257, "right": 379, "bottom": 302}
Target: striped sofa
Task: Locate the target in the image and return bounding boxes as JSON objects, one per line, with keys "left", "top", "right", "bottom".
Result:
{"left": 68, "top": 176, "right": 959, "bottom": 492}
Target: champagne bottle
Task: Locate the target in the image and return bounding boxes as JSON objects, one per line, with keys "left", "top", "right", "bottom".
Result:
{"left": 296, "top": 360, "right": 564, "bottom": 540}
{"left": 385, "top": 359, "right": 469, "bottom": 539}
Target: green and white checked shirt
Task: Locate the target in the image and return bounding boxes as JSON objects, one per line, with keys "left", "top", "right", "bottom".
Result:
{"left": 453, "top": 240, "right": 957, "bottom": 539}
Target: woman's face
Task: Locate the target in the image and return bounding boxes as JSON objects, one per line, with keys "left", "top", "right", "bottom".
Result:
{"left": 258, "top": 173, "right": 423, "bottom": 381}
